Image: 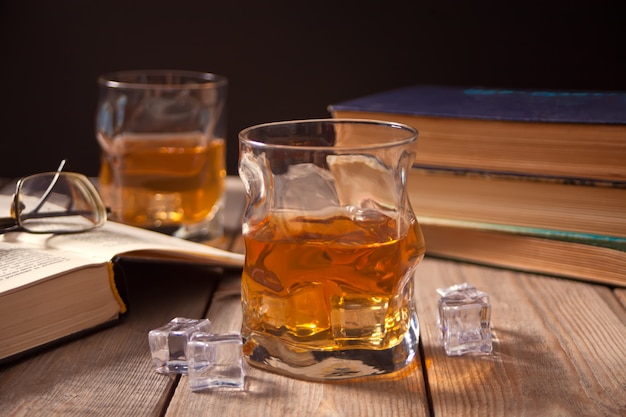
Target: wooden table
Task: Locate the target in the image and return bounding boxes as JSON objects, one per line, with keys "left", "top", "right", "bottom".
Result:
{"left": 1, "top": 178, "right": 625, "bottom": 416}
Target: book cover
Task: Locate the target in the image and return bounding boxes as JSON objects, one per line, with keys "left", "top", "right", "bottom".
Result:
{"left": 328, "top": 85, "right": 626, "bottom": 124}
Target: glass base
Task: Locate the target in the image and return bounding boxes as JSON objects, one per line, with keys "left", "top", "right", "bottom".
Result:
{"left": 243, "top": 313, "right": 419, "bottom": 381}
{"left": 140, "top": 201, "right": 224, "bottom": 242}
{"left": 172, "top": 206, "right": 224, "bottom": 242}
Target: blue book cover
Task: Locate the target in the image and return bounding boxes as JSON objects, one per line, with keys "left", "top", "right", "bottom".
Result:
{"left": 329, "top": 85, "right": 626, "bottom": 125}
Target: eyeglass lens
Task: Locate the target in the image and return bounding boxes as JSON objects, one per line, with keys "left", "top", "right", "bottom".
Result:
{"left": 16, "top": 172, "right": 107, "bottom": 233}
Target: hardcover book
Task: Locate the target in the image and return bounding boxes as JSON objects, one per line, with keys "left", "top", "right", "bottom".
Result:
{"left": 329, "top": 85, "right": 626, "bottom": 183}
{"left": 419, "top": 217, "right": 626, "bottom": 287}
{"left": 0, "top": 199, "right": 244, "bottom": 362}
{"left": 408, "top": 167, "right": 626, "bottom": 239}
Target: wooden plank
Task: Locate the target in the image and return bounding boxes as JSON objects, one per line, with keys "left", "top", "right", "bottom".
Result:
{"left": 165, "top": 272, "right": 431, "bottom": 417}
{"left": 415, "top": 258, "right": 626, "bottom": 417}
{"left": 0, "top": 261, "right": 221, "bottom": 416}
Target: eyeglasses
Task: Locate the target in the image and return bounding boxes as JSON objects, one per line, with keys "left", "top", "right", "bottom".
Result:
{"left": 0, "top": 161, "right": 108, "bottom": 234}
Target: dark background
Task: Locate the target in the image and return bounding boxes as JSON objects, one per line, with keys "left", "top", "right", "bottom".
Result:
{"left": 1, "top": 1, "right": 624, "bottom": 177}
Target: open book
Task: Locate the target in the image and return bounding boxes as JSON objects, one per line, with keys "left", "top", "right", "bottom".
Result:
{"left": 0, "top": 201, "right": 244, "bottom": 362}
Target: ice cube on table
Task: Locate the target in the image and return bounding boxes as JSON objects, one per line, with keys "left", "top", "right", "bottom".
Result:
{"left": 148, "top": 317, "right": 212, "bottom": 374}
{"left": 437, "top": 283, "right": 492, "bottom": 356}
{"left": 186, "top": 332, "right": 246, "bottom": 391}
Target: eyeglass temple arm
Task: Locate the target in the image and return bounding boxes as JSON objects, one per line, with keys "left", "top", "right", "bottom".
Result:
{"left": 0, "top": 216, "right": 18, "bottom": 231}
{"left": 28, "top": 160, "right": 68, "bottom": 215}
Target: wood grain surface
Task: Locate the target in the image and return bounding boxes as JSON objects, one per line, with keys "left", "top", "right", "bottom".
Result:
{"left": 1, "top": 179, "right": 625, "bottom": 416}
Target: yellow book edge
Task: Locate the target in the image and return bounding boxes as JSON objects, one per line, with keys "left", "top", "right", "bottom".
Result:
{"left": 108, "top": 262, "right": 127, "bottom": 314}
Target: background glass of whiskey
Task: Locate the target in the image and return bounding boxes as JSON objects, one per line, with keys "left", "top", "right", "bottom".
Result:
{"left": 96, "top": 70, "right": 228, "bottom": 241}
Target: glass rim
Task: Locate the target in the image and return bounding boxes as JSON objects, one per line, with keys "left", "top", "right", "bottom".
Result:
{"left": 97, "top": 69, "right": 228, "bottom": 90}
{"left": 238, "top": 118, "right": 418, "bottom": 151}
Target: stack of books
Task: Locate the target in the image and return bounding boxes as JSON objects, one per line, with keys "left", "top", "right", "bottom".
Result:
{"left": 329, "top": 85, "right": 626, "bottom": 286}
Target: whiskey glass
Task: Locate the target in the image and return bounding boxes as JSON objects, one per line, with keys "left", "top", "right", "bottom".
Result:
{"left": 96, "top": 70, "right": 227, "bottom": 241}
{"left": 238, "top": 119, "right": 425, "bottom": 380}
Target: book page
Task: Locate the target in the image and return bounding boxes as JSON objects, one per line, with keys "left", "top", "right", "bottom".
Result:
{"left": 0, "top": 193, "right": 244, "bottom": 283}
{"left": 1, "top": 221, "right": 244, "bottom": 268}
{"left": 0, "top": 241, "right": 102, "bottom": 293}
